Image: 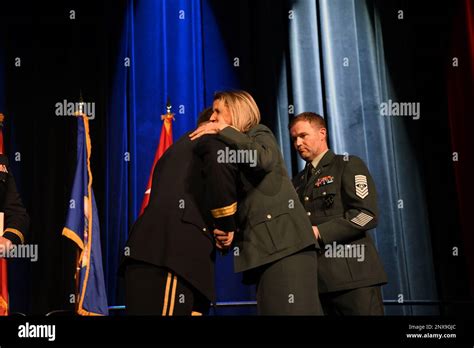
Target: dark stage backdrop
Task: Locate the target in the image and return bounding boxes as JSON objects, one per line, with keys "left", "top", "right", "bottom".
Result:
{"left": 0, "top": 0, "right": 472, "bottom": 315}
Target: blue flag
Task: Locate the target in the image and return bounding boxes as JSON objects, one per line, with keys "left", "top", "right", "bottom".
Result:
{"left": 62, "top": 115, "right": 108, "bottom": 316}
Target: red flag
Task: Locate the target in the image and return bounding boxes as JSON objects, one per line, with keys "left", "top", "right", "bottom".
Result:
{"left": 139, "top": 113, "right": 174, "bottom": 215}
{"left": 0, "top": 113, "right": 8, "bottom": 316}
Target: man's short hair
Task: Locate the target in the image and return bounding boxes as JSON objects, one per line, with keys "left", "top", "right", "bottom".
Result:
{"left": 288, "top": 112, "right": 326, "bottom": 130}
{"left": 197, "top": 107, "right": 213, "bottom": 126}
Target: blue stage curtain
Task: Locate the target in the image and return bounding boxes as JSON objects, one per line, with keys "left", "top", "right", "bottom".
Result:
{"left": 278, "top": 0, "right": 438, "bottom": 314}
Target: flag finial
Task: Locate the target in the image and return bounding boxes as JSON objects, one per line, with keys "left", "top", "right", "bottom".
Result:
{"left": 166, "top": 96, "right": 171, "bottom": 114}
{"left": 162, "top": 97, "right": 175, "bottom": 121}
{"left": 74, "top": 91, "right": 86, "bottom": 117}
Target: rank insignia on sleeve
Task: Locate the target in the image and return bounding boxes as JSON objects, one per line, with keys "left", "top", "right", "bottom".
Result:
{"left": 350, "top": 211, "right": 373, "bottom": 226}
{"left": 315, "top": 176, "right": 334, "bottom": 187}
{"left": 355, "top": 175, "right": 368, "bottom": 199}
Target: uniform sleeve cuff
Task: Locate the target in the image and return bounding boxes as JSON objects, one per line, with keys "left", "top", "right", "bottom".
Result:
{"left": 2, "top": 231, "right": 23, "bottom": 245}
{"left": 214, "top": 215, "right": 237, "bottom": 233}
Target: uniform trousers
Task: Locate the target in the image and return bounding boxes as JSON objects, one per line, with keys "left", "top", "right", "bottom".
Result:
{"left": 320, "top": 285, "right": 384, "bottom": 315}
{"left": 253, "top": 247, "right": 323, "bottom": 315}
{"left": 125, "top": 260, "right": 210, "bottom": 316}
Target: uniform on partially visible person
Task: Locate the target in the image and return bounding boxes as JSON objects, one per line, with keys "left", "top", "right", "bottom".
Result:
{"left": 122, "top": 108, "right": 222, "bottom": 316}
{"left": 289, "top": 112, "right": 387, "bottom": 315}
{"left": 190, "top": 91, "right": 323, "bottom": 315}
{"left": 0, "top": 153, "right": 29, "bottom": 250}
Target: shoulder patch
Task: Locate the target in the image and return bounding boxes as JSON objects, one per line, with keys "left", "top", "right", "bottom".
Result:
{"left": 355, "top": 175, "right": 368, "bottom": 199}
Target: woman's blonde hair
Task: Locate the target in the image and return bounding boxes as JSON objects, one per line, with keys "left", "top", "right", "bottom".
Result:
{"left": 214, "top": 90, "right": 261, "bottom": 132}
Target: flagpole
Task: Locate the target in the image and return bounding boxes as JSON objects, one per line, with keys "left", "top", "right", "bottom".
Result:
{"left": 72, "top": 103, "right": 88, "bottom": 314}
{"left": 139, "top": 99, "right": 175, "bottom": 215}
{"left": 72, "top": 94, "right": 92, "bottom": 314}
{"left": 0, "top": 113, "right": 7, "bottom": 316}
{"left": 161, "top": 97, "right": 176, "bottom": 122}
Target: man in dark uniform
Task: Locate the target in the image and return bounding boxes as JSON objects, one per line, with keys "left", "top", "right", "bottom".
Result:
{"left": 0, "top": 113, "right": 29, "bottom": 250}
{"left": 0, "top": 113, "right": 29, "bottom": 315}
{"left": 289, "top": 112, "right": 387, "bottom": 315}
{"left": 122, "top": 108, "right": 222, "bottom": 316}
{"left": 0, "top": 154, "right": 29, "bottom": 249}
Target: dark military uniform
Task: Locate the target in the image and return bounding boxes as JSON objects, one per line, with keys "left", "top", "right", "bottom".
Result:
{"left": 197, "top": 125, "right": 323, "bottom": 315}
{"left": 122, "top": 133, "right": 221, "bottom": 315}
{"left": 293, "top": 150, "right": 387, "bottom": 315}
{"left": 0, "top": 154, "right": 29, "bottom": 245}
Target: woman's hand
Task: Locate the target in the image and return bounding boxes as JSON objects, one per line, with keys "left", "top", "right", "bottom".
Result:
{"left": 213, "top": 229, "right": 234, "bottom": 249}
{"left": 0, "top": 236, "right": 13, "bottom": 253}
{"left": 189, "top": 121, "right": 229, "bottom": 141}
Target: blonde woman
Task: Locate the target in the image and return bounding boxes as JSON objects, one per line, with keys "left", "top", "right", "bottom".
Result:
{"left": 190, "top": 90, "right": 323, "bottom": 315}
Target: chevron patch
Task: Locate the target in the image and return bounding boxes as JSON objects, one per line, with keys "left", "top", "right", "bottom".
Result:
{"left": 350, "top": 212, "right": 373, "bottom": 227}
{"left": 355, "top": 175, "right": 368, "bottom": 199}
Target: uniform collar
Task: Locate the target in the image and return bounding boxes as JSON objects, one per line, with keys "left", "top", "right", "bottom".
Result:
{"left": 300, "top": 150, "right": 334, "bottom": 192}
{"left": 314, "top": 149, "right": 335, "bottom": 170}
{"left": 310, "top": 149, "right": 329, "bottom": 169}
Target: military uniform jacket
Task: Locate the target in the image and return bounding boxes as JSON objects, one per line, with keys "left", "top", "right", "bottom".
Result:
{"left": 123, "top": 134, "right": 217, "bottom": 302}
{"left": 293, "top": 150, "right": 387, "bottom": 293}
{"left": 0, "top": 154, "right": 29, "bottom": 245}
{"left": 201, "top": 124, "right": 319, "bottom": 273}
